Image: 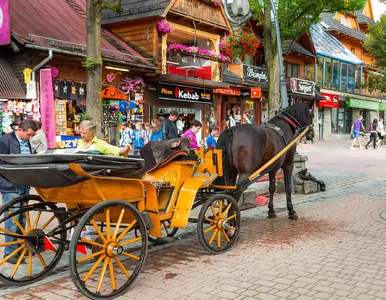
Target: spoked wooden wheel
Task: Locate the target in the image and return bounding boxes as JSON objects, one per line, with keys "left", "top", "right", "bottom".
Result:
{"left": 0, "top": 195, "right": 66, "bottom": 285}
{"left": 148, "top": 220, "right": 178, "bottom": 244}
{"left": 69, "top": 200, "right": 148, "bottom": 299}
{"left": 197, "top": 194, "right": 240, "bottom": 254}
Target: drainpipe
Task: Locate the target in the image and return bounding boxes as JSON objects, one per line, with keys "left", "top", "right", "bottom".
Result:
{"left": 31, "top": 49, "right": 53, "bottom": 82}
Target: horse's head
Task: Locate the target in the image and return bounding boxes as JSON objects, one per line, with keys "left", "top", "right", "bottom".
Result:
{"left": 284, "top": 101, "right": 315, "bottom": 140}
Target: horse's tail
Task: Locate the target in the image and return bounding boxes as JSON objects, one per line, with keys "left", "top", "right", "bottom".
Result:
{"left": 215, "top": 128, "right": 233, "bottom": 185}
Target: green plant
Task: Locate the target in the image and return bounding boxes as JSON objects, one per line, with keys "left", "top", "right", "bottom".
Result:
{"left": 81, "top": 113, "right": 93, "bottom": 121}
{"left": 82, "top": 57, "right": 102, "bottom": 70}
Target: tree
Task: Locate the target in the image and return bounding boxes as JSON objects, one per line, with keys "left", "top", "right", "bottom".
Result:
{"left": 85, "top": 0, "right": 122, "bottom": 137}
{"left": 364, "top": 13, "right": 386, "bottom": 92}
{"left": 249, "top": 0, "right": 366, "bottom": 117}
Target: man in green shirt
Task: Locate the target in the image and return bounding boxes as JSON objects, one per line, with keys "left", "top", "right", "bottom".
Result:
{"left": 77, "top": 120, "right": 131, "bottom": 156}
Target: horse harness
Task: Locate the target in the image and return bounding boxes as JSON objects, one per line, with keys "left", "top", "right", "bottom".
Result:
{"left": 262, "top": 110, "right": 307, "bottom": 146}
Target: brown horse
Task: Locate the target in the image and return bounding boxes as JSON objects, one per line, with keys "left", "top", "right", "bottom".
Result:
{"left": 216, "top": 102, "right": 314, "bottom": 220}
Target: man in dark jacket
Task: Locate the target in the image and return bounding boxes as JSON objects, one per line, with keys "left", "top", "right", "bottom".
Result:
{"left": 0, "top": 119, "right": 38, "bottom": 264}
{"left": 162, "top": 110, "right": 180, "bottom": 140}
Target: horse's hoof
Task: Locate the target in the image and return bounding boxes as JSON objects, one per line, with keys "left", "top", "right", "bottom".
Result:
{"left": 288, "top": 212, "right": 298, "bottom": 220}
{"left": 267, "top": 212, "right": 277, "bottom": 219}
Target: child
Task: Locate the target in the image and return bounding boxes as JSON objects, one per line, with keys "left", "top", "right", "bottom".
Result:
{"left": 131, "top": 122, "right": 146, "bottom": 155}
{"left": 150, "top": 119, "right": 163, "bottom": 141}
{"left": 206, "top": 124, "right": 219, "bottom": 150}
{"left": 119, "top": 123, "right": 132, "bottom": 148}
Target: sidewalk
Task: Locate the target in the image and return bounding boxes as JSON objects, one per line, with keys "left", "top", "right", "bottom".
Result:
{"left": 1, "top": 139, "right": 386, "bottom": 300}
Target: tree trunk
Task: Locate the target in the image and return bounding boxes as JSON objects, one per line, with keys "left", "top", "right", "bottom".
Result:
{"left": 86, "top": 0, "right": 103, "bottom": 137}
{"left": 263, "top": 0, "right": 281, "bottom": 119}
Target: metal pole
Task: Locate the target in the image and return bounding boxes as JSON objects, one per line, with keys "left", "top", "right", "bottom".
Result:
{"left": 269, "top": 0, "right": 288, "bottom": 109}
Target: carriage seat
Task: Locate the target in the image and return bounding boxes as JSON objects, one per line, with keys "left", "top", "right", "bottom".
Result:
{"left": 140, "top": 138, "right": 190, "bottom": 173}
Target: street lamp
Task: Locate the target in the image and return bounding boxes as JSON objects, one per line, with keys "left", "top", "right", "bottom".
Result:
{"left": 223, "top": 0, "right": 288, "bottom": 109}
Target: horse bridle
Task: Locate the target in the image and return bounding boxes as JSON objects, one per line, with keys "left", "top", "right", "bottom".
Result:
{"left": 277, "top": 109, "right": 314, "bottom": 135}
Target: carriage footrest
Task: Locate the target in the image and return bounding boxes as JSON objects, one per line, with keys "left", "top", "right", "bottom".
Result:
{"left": 141, "top": 211, "right": 153, "bottom": 229}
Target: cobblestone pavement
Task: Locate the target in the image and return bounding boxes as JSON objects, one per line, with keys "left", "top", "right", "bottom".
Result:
{"left": 1, "top": 140, "right": 386, "bottom": 300}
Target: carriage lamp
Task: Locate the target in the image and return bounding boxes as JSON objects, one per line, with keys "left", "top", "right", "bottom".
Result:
{"left": 223, "top": 0, "right": 288, "bottom": 109}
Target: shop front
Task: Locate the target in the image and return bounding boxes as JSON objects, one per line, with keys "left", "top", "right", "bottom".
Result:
{"left": 146, "top": 83, "right": 213, "bottom": 142}
{"left": 347, "top": 98, "right": 380, "bottom": 130}
{"left": 318, "top": 92, "right": 339, "bottom": 140}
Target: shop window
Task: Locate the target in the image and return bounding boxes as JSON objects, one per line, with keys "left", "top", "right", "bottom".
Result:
{"left": 244, "top": 100, "right": 255, "bottom": 124}
{"left": 324, "top": 57, "right": 332, "bottom": 88}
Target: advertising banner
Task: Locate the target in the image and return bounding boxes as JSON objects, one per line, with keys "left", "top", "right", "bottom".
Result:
{"left": 243, "top": 65, "right": 268, "bottom": 83}
{"left": 0, "top": 0, "right": 10, "bottom": 46}
{"left": 40, "top": 69, "right": 56, "bottom": 148}
{"left": 291, "top": 78, "right": 315, "bottom": 96}
{"left": 319, "top": 92, "right": 339, "bottom": 108}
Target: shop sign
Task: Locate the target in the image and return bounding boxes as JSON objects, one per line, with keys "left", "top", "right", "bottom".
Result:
{"left": 379, "top": 102, "right": 386, "bottom": 111}
{"left": 213, "top": 88, "right": 240, "bottom": 96}
{"left": 102, "top": 86, "right": 128, "bottom": 100}
{"left": 291, "top": 78, "right": 315, "bottom": 95}
{"left": 240, "top": 90, "right": 250, "bottom": 97}
{"left": 243, "top": 65, "right": 268, "bottom": 83}
{"left": 251, "top": 87, "right": 261, "bottom": 98}
{"left": 158, "top": 83, "right": 212, "bottom": 104}
{"left": 56, "top": 136, "right": 82, "bottom": 149}
{"left": 319, "top": 92, "right": 339, "bottom": 108}
{"left": 0, "top": 0, "right": 11, "bottom": 46}
{"left": 347, "top": 98, "right": 379, "bottom": 110}
{"left": 40, "top": 69, "right": 56, "bottom": 148}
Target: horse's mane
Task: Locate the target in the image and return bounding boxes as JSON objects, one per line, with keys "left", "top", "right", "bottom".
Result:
{"left": 269, "top": 102, "right": 311, "bottom": 126}
{"left": 215, "top": 128, "right": 233, "bottom": 185}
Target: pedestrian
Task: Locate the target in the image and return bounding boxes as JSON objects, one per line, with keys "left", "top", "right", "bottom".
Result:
{"left": 365, "top": 118, "right": 379, "bottom": 150}
{"left": 150, "top": 119, "right": 163, "bottom": 141}
{"left": 377, "top": 118, "right": 385, "bottom": 147}
{"left": 77, "top": 120, "right": 131, "bottom": 156}
{"left": 206, "top": 124, "right": 219, "bottom": 150}
{"left": 181, "top": 120, "right": 202, "bottom": 150}
{"left": 162, "top": 110, "right": 179, "bottom": 140}
{"left": 144, "top": 122, "right": 151, "bottom": 145}
{"left": 30, "top": 121, "right": 48, "bottom": 153}
{"left": 350, "top": 115, "right": 366, "bottom": 150}
{"left": 0, "top": 119, "right": 39, "bottom": 264}
{"left": 131, "top": 122, "right": 146, "bottom": 155}
{"left": 234, "top": 109, "right": 241, "bottom": 125}
{"left": 176, "top": 116, "right": 184, "bottom": 136}
{"left": 119, "top": 122, "right": 132, "bottom": 148}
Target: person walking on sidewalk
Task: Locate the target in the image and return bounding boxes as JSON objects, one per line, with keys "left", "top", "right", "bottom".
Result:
{"left": 350, "top": 115, "right": 366, "bottom": 150}
{"left": 0, "top": 119, "right": 39, "bottom": 264}
{"left": 365, "top": 118, "right": 379, "bottom": 150}
{"left": 377, "top": 118, "right": 385, "bottom": 147}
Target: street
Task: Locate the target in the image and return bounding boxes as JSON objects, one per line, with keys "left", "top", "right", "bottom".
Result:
{"left": 1, "top": 139, "right": 386, "bottom": 300}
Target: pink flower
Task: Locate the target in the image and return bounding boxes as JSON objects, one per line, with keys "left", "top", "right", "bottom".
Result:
{"left": 157, "top": 20, "right": 174, "bottom": 34}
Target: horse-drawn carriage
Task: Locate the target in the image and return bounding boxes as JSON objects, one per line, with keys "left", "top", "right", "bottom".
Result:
{"left": 0, "top": 103, "right": 314, "bottom": 299}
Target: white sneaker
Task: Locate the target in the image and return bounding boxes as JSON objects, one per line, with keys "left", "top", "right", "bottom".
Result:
{"left": 350, "top": 147, "right": 356, "bottom": 150}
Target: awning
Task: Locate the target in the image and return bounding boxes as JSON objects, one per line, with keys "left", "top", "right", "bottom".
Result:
{"left": 0, "top": 56, "right": 26, "bottom": 99}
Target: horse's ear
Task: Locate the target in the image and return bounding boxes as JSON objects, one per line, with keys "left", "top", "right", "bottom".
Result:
{"left": 309, "top": 100, "right": 315, "bottom": 110}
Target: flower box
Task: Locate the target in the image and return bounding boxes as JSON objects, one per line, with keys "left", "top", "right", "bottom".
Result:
{"left": 167, "top": 43, "right": 231, "bottom": 63}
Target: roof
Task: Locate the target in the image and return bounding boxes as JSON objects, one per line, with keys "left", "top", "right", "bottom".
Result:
{"left": 282, "top": 40, "right": 315, "bottom": 57}
{"left": 356, "top": 10, "right": 375, "bottom": 25}
{"left": 102, "top": 0, "right": 170, "bottom": 25}
{"left": 0, "top": 56, "right": 26, "bottom": 99}
{"left": 319, "top": 12, "right": 368, "bottom": 42}
{"left": 310, "top": 23, "right": 363, "bottom": 65}
{"left": 10, "top": 0, "right": 154, "bottom": 68}
{"left": 223, "top": 68, "right": 243, "bottom": 85}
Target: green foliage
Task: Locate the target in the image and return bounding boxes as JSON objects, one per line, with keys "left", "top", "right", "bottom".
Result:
{"left": 250, "top": 0, "right": 367, "bottom": 40}
{"left": 82, "top": 57, "right": 102, "bottom": 70}
{"left": 365, "top": 15, "right": 386, "bottom": 68}
{"left": 81, "top": 113, "right": 93, "bottom": 121}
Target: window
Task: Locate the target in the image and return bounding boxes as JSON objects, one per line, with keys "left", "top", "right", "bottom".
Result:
{"left": 341, "top": 15, "right": 346, "bottom": 26}
{"left": 317, "top": 57, "right": 324, "bottom": 86}
{"left": 351, "top": 47, "right": 355, "bottom": 54}
{"left": 284, "top": 62, "right": 299, "bottom": 79}
{"left": 324, "top": 57, "right": 332, "bottom": 88}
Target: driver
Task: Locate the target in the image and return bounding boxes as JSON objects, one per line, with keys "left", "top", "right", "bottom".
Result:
{"left": 77, "top": 120, "right": 131, "bottom": 156}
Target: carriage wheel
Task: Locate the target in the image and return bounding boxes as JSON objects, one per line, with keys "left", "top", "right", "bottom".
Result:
{"left": 0, "top": 195, "right": 66, "bottom": 285}
{"left": 148, "top": 220, "right": 178, "bottom": 244}
{"left": 197, "top": 194, "right": 240, "bottom": 254}
{"left": 69, "top": 200, "right": 147, "bottom": 299}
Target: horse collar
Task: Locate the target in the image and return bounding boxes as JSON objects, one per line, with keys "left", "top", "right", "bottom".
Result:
{"left": 283, "top": 117, "right": 297, "bottom": 129}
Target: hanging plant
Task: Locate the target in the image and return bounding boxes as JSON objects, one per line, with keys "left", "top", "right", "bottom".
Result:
{"left": 224, "top": 31, "right": 260, "bottom": 58}
{"left": 157, "top": 20, "right": 174, "bottom": 34}
{"left": 166, "top": 43, "right": 231, "bottom": 63}
{"left": 219, "top": 39, "right": 226, "bottom": 52}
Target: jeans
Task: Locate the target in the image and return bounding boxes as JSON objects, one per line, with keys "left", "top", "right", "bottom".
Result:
{"left": 2, "top": 185, "right": 30, "bottom": 257}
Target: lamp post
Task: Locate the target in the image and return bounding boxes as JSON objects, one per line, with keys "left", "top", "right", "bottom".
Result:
{"left": 223, "top": 0, "right": 288, "bottom": 108}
